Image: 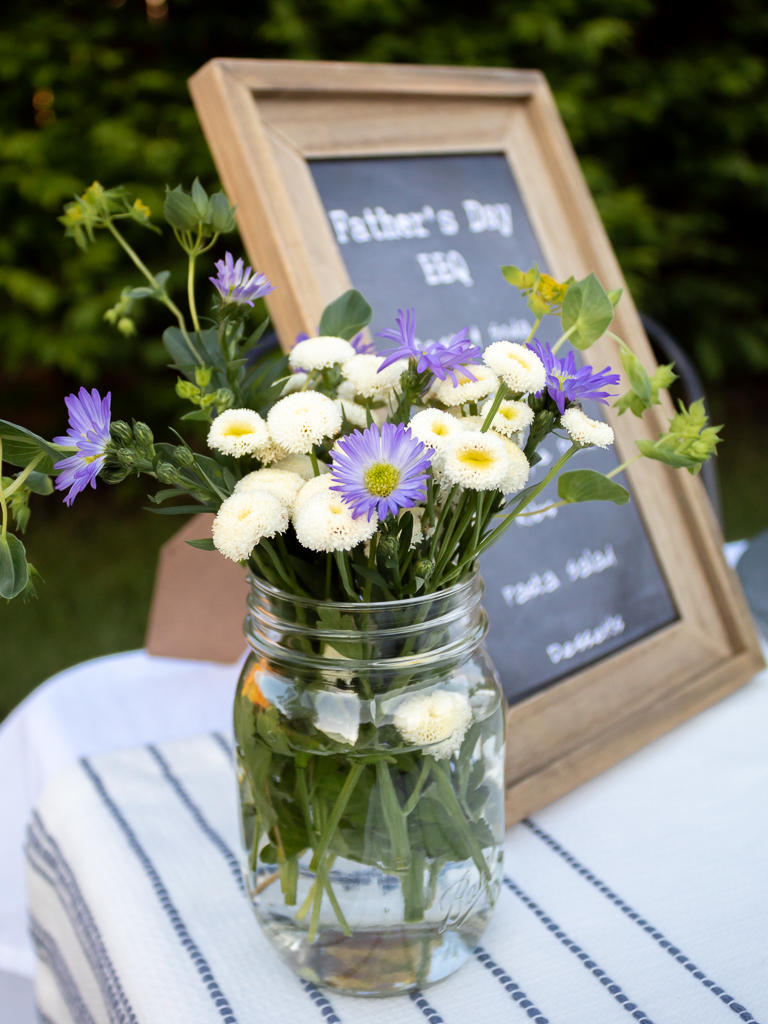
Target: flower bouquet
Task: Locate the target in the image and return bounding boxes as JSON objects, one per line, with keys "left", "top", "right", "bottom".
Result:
{"left": 0, "top": 181, "right": 721, "bottom": 995}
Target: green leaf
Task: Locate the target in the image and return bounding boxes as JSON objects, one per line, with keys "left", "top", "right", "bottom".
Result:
{"left": 0, "top": 533, "right": 30, "bottom": 599}
{"left": 636, "top": 439, "right": 699, "bottom": 469}
{"left": 180, "top": 409, "right": 213, "bottom": 422}
{"left": 190, "top": 178, "right": 208, "bottom": 218}
{"left": 561, "top": 272, "right": 615, "bottom": 350}
{"left": 162, "top": 326, "right": 196, "bottom": 369}
{"left": 23, "top": 470, "right": 53, "bottom": 495}
{"left": 557, "top": 469, "right": 630, "bottom": 505}
{"left": 209, "top": 191, "right": 236, "bottom": 233}
{"left": 163, "top": 187, "right": 198, "bottom": 231}
{"left": 318, "top": 289, "right": 372, "bottom": 340}
{"left": 608, "top": 287, "right": 623, "bottom": 307}
{"left": 619, "top": 343, "right": 652, "bottom": 404}
{"left": 142, "top": 504, "right": 217, "bottom": 515}
{"left": 500, "top": 264, "right": 536, "bottom": 289}
{"left": 185, "top": 537, "right": 216, "bottom": 550}
{"left": 0, "top": 420, "right": 67, "bottom": 474}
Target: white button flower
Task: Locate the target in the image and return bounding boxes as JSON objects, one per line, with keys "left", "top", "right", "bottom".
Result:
{"left": 483, "top": 341, "right": 546, "bottom": 394}
{"left": 341, "top": 354, "right": 408, "bottom": 399}
{"left": 561, "top": 406, "right": 615, "bottom": 449}
{"left": 207, "top": 408, "right": 269, "bottom": 458}
{"left": 212, "top": 490, "right": 289, "bottom": 562}
{"left": 234, "top": 468, "right": 305, "bottom": 509}
{"left": 437, "top": 430, "right": 510, "bottom": 491}
{"left": 479, "top": 398, "right": 535, "bottom": 438}
{"left": 289, "top": 336, "right": 356, "bottom": 372}
{"left": 393, "top": 690, "right": 473, "bottom": 760}
{"left": 272, "top": 453, "right": 329, "bottom": 480}
{"left": 293, "top": 490, "right": 378, "bottom": 552}
{"left": 434, "top": 365, "right": 499, "bottom": 407}
{"left": 408, "top": 408, "right": 462, "bottom": 450}
{"left": 267, "top": 391, "right": 342, "bottom": 454}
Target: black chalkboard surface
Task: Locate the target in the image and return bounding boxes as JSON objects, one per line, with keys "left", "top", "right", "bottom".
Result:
{"left": 310, "top": 153, "right": 677, "bottom": 704}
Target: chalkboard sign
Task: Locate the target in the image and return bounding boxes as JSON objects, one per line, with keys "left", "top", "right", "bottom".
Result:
{"left": 189, "top": 58, "right": 762, "bottom": 820}
{"left": 310, "top": 153, "right": 677, "bottom": 704}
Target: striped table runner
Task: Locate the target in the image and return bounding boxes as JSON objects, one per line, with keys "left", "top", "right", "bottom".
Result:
{"left": 26, "top": 660, "right": 768, "bottom": 1024}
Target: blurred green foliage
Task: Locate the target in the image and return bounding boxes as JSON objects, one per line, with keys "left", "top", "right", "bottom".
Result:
{"left": 2, "top": 0, "right": 768, "bottom": 417}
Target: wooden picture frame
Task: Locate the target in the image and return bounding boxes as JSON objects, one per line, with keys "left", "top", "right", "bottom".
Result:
{"left": 183, "top": 58, "right": 763, "bottom": 822}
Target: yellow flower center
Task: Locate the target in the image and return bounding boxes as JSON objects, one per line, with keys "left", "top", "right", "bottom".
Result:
{"left": 224, "top": 424, "right": 254, "bottom": 437}
{"left": 364, "top": 461, "right": 400, "bottom": 496}
{"left": 431, "top": 423, "right": 448, "bottom": 436}
{"left": 457, "top": 447, "right": 496, "bottom": 469}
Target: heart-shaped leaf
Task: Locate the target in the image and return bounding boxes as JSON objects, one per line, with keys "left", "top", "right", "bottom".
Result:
{"left": 318, "top": 289, "right": 372, "bottom": 341}
{"left": 561, "top": 273, "right": 615, "bottom": 350}
{"left": 558, "top": 469, "right": 630, "bottom": 505}
{"left": 0, "top": 533, "right": 30, "bottom": 599}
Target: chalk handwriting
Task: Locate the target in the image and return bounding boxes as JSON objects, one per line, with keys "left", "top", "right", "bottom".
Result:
{"left": 462, "top": 200, "right": 513, "bottom": 237}
{"left": 502, "top": 570, "right": 562, "bottom": 607}
{"left": 416, "top": 251, "right": 474, "bottom": 288}
{"left": 546, "top": 614, "right": 625, "bottom": 664}
{"left": 566, "top": 545, "right": 617, "bottom": 582}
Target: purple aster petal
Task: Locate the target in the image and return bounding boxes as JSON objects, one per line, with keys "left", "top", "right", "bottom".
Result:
{"left": 377, "top": 310, "right": 481, "bottom": 389}
{"left": 209, "top": 251, "right": 275, "bottom": 306}
{"left": 329, "top": 421, "right": 432, "bottom": 521}
{"left": 53, "top": 387, "right": 111, "bottom": 506}
{"left": 527, "top": 340, "right": 620, "bottom": 412}
{"left": 351, "top": 332, "right": 376, "bottom": 355}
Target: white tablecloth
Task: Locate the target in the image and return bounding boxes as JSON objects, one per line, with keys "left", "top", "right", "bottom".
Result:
{"left": 24, "top": 646, "right": 768, "bottom": 1024}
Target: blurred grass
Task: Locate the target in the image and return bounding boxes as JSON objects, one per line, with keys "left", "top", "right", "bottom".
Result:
{"left": 0, "top": 486, "right": 178, "bottom": 722}
{"left": 0, "top": 383, "right": 765, "bottom": 724}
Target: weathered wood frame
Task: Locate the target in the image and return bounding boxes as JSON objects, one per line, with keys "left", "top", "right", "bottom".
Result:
{"left": 188, "top": 58, "right": 763, "bottom": 822}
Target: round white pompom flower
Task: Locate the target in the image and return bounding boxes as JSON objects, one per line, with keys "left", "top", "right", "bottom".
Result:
{"left": 234, "top": 468, "right": 304, "bottom": 508}
{"left": 341, "top": 354, "right": 408, "bottom": 399}
{"left": 434, "top": 365, "right": 498, "bottom": 407}
{"left": 393, "top": 690, "right": 473, "bottom": 760}
{"left": 438, "top": 430, "right": 510, "bottom": 491}
{"left": 207, "top": 409, "right": 269, "bottom": 458}
{"left": 479, "top": 398, "right": 535, "bottom": 438}
{"left": 408, "top": 409, "right": 461, "bottom": 450}
{"left": 289, "top": 336, "right": 356, "bottom": 372}
{"left": 293, "top": 473, "right": 334, "bottom": 513}
{"left": 561, "top": 407, "right": 615, "bottom": 449}
{"left": 336, "top": 398, "right": 369, "bottom": 429}
{"left": 281, "top": 372, "right": 307, "bottom": 396}
{"left": 272, "top": 453, "right": 329, "bottom": 480}
{"left": 212, "top": 491, "right": 289, "bottom": 562}
{"left": 483, "top": 341, "right": 546, "bottom": 394}
{"left": 294, "top": 490, "right": 378, "bottom": 552}
{"left": 267, "top": 392, "right": 342, "bottom": 454}
{"left": 496, "top": 435, "right": 531, "bottom": 495}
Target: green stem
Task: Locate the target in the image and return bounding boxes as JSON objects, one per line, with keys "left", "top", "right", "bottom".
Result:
{"left": 105, "top": 219, "right": 203, "bottom": 365}
{"left": 550, "top": 322, "right": 577, "bottom": 355}
{"left": 524, "top": 315, "right": 543, "bottom": 345}
{"left": 515, "top": 500, "right": 567, "bottom": 517}
{"left": 403, "top": 759, "right": 430, "bottom": 816}
{"left": 429, "top": 759, "right": 490, "bottom": 881}
{"left": 334, "top": 550, "right": 358, "bottom": 601}
{"left": 376, "top": 761, "right": 411, "bottom": 871}
{"left": 309, "top": 762, "right": 364, "bottom": 873}
{"left": 309, "top": 450, "right": 320, "bottom": 478}
{"left": 606, "top": 453, "right": 642, "bottom": 479}
{"left": 480, "top": 382, "right": 509, "bottom": 432}
{"left": 2, "top": 453, "right": 43, "bottom": 499}
{"left": 187, "top": 251, "right": 201, "bottom": 334}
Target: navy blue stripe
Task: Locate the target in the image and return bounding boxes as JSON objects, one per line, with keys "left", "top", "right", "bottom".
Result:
{"left": 302, "top": 981, "right": 342, "bottom": 1023}
{"left": 410, "top": 990, "right": 444, "bottom": 1023}
{"left": 474, "top": 946, "right": 550, "bottom": 1022}
{"left": 81, "top": 757, "right": 239, "bottom": 1024}
{"left": 31, "top": 916, "right": 98, "bottom": 1024}
{"left": 503, "top": 876, "right": 655, "bottom": 1023}
{"left": 146, "top": 745, "right": 244, "bottom": 893}
{"left": 150, "top": 743, "right": 344, "bottom": 1024}
{"left": 211, "top": 732, "right": 233, "bottom": 759}
{"left": 27, "top": 812, "right": 138, "bottom": 1024}
{"left": 524, "top": 818, "right": 761, "bottom": 1024}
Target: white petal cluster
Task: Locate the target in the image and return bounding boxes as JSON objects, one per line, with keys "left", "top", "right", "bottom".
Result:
{"left": 408, "top": 408, "right": 461, "bottom": 450}
{"left": 483, "top": 341, "right": 546, "bottom": 394}
{"left": 207, "top": 409, "right": 269, "bottom": 458}
{"left": 497, "top": 436, "right": 531, "bottom": 495}
{"left": 480, "top": 398, "right": 535, "bottom": 438}
{"left": 393, "top": 690, "right": 473, "bottom": 760}
{"left": 561, "top": 407, "right": 615, "bottom": 449}
{"left": 438, "top": 430, "right": 510, "bottom": 490}
{"left": 341, "top": 354, "right": 408, "bottom": 399}
{"left": 399, "top": 506, "right": 425, "bottom": 547}
{"left": 289, "top": 336, "right": 355, "bottom": 372}
{"left": 294, "top": 490, "right": 378, "bottom": 552}
{"left": 272, "top": 453, "right": 328, "bottom": 480}
{"left": 434, "top": 365, "right": 499, "bottom": 407}
{"left": 212, "top": 491, "right": 289, "bottom": 562}
{"left": 337, "top": 379, "right": 357, "bottom": 402}
{"left": 293, "top": 472, "right": 334, "bottom": 512}
{"left": 234, "top": 468, "right": 305, "bottom": 508}
{"left": 267, "top": 392, "right": 342, "bottom": 454}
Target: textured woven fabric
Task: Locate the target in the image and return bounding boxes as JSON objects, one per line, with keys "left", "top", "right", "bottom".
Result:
{"left": 26, "top": 652, "right": 768, "bottom": 1024}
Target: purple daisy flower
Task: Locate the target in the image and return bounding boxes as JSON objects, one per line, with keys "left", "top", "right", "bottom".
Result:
{"left": 376, "top": 309, "right": 481, "bottom": 385}
{"left": 330, "top": 422, "right": 433, "bottom": 521}
{"left": 527, "top": 340, "right": 620, "bottom": 415}
{"left": 52, "top": 388, "right": 112, "bottom": 506}
{"left": 210, "top": 252, "right": 274, "bottom": 306}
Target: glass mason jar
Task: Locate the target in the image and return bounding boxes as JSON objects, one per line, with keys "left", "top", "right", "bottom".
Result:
{"left": 234, "top": 571, "right": 505, "bottom": 997}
